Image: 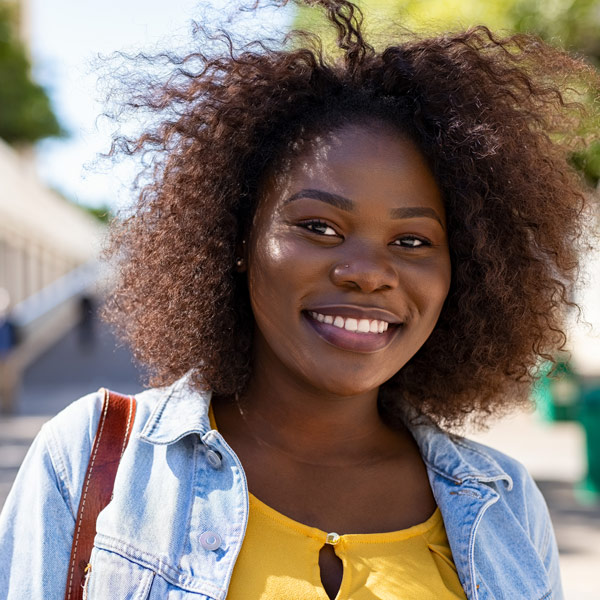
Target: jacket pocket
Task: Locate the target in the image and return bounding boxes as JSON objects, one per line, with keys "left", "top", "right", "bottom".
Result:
{"left": 84, "top": 547, "right": 155, "bottom": 600}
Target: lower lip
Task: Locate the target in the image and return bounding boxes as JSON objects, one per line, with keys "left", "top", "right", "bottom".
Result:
{"left": 303, "top": 312, "right": 401, "bottom": 353}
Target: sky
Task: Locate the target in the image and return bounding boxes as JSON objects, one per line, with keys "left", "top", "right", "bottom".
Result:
{"left": 29, "top": 0, "right": 293, "bottom": 210}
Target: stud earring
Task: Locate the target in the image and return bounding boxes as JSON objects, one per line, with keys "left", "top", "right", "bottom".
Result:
{"left": 235, "top": 257, "right": 244, "bottom": 268}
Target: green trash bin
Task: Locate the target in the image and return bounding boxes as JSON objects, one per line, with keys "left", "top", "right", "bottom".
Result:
{"left": 579, "top": 384, "right": 600, "bottom": 497}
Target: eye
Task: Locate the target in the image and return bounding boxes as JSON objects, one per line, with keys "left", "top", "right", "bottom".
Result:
{"left": 299, "top": 219, "right": 339, "bottom": 237}
{"left": 392, "top": 236, "right": 430, "bottom": 248}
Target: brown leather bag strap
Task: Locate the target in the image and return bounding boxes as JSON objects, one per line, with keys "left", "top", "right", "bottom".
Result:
{"left": 64, "top": 389, "right": 137, "bottom": 600}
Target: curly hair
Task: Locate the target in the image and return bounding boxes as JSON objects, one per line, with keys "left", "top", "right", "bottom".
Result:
{"left": 102, "top": 0, "right": 598, "bottom": 428}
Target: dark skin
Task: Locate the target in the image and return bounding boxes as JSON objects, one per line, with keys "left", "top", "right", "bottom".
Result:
{"left": 213, "top": 122, "right": 451, "bottom": 599}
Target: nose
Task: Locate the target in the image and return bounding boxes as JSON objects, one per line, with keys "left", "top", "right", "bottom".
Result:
{"left": 329, "top": 247, "right": 398, "bottom": 293}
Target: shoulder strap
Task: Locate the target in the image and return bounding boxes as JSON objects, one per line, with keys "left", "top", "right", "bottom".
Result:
{"left": 64, "top": 389, "right": 137, "bottom": 600}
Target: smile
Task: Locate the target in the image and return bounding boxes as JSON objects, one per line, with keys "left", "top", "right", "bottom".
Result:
{"left": 308, "top": 311, "right": 389, "bottom": 334}
{"left": 303, "top": 310, "right": 402, "bottom": 353}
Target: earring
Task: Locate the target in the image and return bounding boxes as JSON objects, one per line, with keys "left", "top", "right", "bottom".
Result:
{"left": 235, "top": 257, "right": 244, "bottom": 268}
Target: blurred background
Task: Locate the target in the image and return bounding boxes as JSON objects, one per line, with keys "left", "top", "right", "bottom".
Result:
{"left": 0, "top": 0, "right": 598, "bottom": 596}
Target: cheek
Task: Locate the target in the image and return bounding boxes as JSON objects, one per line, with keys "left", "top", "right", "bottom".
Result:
{"left": 246, "top": 232, "right": 324, "bottom": 375}
{"left": 247, "top": 222, "right": 331, "bottom": 300}
{"left": 246, "top": 230, "right": 315, "bottom": 328}
{"left": 248, "top": 232, "right": 293, "bottom": 299}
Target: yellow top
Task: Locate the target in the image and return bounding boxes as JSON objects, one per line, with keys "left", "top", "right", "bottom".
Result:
{"left": 209, "top": 406, "right": 467, "bottom": 600}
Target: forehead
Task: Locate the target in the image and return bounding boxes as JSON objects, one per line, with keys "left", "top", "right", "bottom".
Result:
{"left": 257, "top": 122, "right": 443, "bottom": 216}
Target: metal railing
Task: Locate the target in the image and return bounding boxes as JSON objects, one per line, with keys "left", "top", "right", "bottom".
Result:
{"left": 0, "top": 260, "right": 101, "bottom": 413}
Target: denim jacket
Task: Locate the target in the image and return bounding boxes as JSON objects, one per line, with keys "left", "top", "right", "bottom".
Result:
{"left": 0, "top": 374, "right": 563, "bottom": 599}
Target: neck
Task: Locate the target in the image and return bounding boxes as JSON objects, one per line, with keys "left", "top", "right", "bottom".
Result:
{"left": 235, "top": 350, "right": 401, "bottom": 466}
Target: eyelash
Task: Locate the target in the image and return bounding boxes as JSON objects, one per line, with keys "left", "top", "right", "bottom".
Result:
{"left": 299, "top": 219, "right": 338, "bottom": 236}
{"left": 391, "top": 236, "right": 431, "bottom": 249}
{"left": 299, "top": 220, "right": 432, "bottom": 248}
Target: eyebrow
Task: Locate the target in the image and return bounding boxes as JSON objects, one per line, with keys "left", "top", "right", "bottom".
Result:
{"left": 390, "top": 206, "right": 444, "bottom": 227}
{"left": 285, "top": 188, "right": 445, "bottom": 228}
{"left": 286, "top": 189, "right": 354, "bottom": 212}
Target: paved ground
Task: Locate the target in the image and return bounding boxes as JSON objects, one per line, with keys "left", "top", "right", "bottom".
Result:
{"left": 0, "top": 317, "right": 598, "bottom": 598}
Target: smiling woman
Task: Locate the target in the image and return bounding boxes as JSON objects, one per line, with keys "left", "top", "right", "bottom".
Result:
{"left": 0, "top": 1, "right": 598, "bottom": 599}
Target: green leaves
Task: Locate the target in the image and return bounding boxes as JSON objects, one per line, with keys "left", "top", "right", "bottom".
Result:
{"left": 291, "top": 0, "right": 600, "bottom": 186}
{"left": 0, "top": 3, "right": 61, "bottom": 144}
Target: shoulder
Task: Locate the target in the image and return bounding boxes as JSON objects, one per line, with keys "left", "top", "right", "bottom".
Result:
{"left": 453, "top": 435, "right": 545, "bottom": 500}
{"left": 451, "top": 434, "right": 536, "bottom": 489}
{"left": 41, "top": 385, "right": 172, "bottom": 513}
{"left": 44, "top": 385, "right": 166, "bottom": 451}
{"left": 411, "top": 418, "right": 552, "bottom": 534}
{"left": 0, "top": 386, "right": 175, "bottom": 599}
{"left": 411, "top": 417, "right": 532, "bottom": 489}
{"left": 447, "top": 435, "right": 553, "bottom": 546}
{"left": 447, "top": 436, "right": 562, "bottom": 596}
{"left": 450, "top": 434, "right": 547, "bottom": 503}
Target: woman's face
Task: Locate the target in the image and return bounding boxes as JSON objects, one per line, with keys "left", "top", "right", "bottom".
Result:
{"left": 246, "top": 122, "right": 451, "bottom": 397}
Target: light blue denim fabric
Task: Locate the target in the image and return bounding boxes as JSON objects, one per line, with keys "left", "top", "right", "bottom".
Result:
{"left": 0, "top": 373, "right": 563, "bottom": 599}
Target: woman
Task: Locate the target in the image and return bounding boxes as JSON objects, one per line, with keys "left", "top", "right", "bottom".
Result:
{"left": 1, "top": 1, "right": 596, "bottom": 598}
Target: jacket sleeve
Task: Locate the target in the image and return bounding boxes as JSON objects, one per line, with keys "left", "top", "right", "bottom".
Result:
{"left": 526, "top": 475, "right": 564, "bottom": 600}
{"left": 0, "top": 424, "right": 75, "bottom": 599}
{"left": 0, "top": 392, "right": 103, "bottom": 600}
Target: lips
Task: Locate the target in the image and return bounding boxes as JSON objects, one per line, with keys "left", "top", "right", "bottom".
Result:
{"left": 303, "top": 307, "right": 402, "bottom": 353}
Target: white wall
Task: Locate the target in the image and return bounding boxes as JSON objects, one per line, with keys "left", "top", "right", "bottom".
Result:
{"left": 0, "top": 138, "right": 104, "bottom": 305}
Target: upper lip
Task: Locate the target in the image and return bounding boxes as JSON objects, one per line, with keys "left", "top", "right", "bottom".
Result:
{"left": 304, "top": 305, "right": 404, "bottom": 324}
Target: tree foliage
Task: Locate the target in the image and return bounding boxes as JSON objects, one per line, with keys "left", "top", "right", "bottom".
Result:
{"left": 293, "top": 0, "right": 600, "bottom": 184}
{"left": 294, "top": 0, "right": 600, "bottom": 55}
{"left": 0, "top": 2, "right": 61, "bottom": 144}
{"left": 509, "top": 0, "right": 600, "bottom": 66}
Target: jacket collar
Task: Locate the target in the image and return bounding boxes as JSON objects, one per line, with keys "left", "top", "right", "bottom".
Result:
{"left": 138, "top": 372, "right": 213, "bottom": 445}
{"left": 406, "top": 412, "right": 513, "bottom": 490}
{"left": 138, "top": 373, "right": 512, "bottom": 489}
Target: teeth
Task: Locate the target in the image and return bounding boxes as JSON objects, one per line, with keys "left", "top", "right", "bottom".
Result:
{"left": 357, "top": 319, "right": 370, "bottom": 333}
{"left": 308, "top": 311, "right": 392, "bottom": 334}
{"left": 344, "top": 318, "right": 358, "bottom": 332}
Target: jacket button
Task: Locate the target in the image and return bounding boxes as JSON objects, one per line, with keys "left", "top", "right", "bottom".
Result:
{"left": 206, "top": 449, "right": 222, "bottom": 469}
{"left": 200, "top": 531, "right": 222, "bottom": 551}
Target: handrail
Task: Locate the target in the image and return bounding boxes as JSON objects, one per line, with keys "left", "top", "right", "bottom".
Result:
{"left": 0, "top": 260, "right": 102, "bottom": 413}
{"left": 10, "top": 260, "right": 99, "bottom": 328}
